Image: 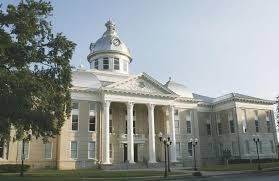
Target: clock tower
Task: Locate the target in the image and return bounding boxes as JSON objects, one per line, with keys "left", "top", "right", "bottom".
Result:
{"left": 87, "top": 20, "right": 132, "bottom": 74}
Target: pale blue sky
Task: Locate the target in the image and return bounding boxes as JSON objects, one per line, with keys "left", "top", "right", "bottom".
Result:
{"left": 2, "top": 0, "right": 279, "bottom": 99}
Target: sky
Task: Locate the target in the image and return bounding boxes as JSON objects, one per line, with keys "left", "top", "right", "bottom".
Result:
{"left": 2, "top": 0, "right": 279, "bottom": 100}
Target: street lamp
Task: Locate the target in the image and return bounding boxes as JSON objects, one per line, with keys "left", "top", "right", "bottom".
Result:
{"left": 253, "top": 135, "right": 262, "bottom": 171}
{"left": 158, "top": 132, "right": 172, "bottom": 177}
{"left": 20, "top": 130, "right": 32, "bottom": 177}
{"left": 190, "top": 138, "right": 198, "bottom": 171}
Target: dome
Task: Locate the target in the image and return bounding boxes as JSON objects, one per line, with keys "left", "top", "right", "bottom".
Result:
{"left": 88, "top": 20, "right": 132, "bottom": 62}
{"left": 165, "top": 79, "right": 193, "bottom": 98}
{"left": 72, "top": 70, "right": 102, "bottom": 89}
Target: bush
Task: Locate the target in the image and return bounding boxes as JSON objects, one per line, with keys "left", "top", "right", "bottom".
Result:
{"left": 192, "top": 171, "right": 202, "bottom": 176}
{"left": 228, "top": 159, "right": 279, "bottom": 164}
{"left": 0, "top": 164, "right": 30, "bottom": 173}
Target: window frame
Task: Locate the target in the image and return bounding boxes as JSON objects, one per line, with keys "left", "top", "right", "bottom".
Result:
{"left": 229, "top": 120, "right": 235, "bottom": 133}
{"left": 70, "top": 141, "right": 78, "bottom": 160}
{"left": 88, "top": 141, "right": 96, "bottom": 160}
{"left": 21, "top": 141, "right": 30, "bottom": 160}
{"left": 188, "top": 142, "right": 193, "bottom": 157}
{"left": 176, "top": 142, "right": 181, "bottom": 157}
{"left": 71, "top": 114, "right": 79, "bottom": 131}
{"left": 103, "top": 57, "right": 109, "bottom": 70}
{"left": 89, "top": 115, "right": 96, "bottom": 132}
{"left": 113, "top": 58, "right": 120, "bottom": 70}
{"left": 255, "top": 120, "right": 259, "bottom": 133}
{"left": 186, "top": 121, "right": 191, "bottom": 134}
{"left": 206, "top": 123, "right": 212, "bottom": 136}
{"left": 174, "top": 120, "right": 180, "bottom": 133}
{"left": 71, "top": 102, "right": 79, "bottom": 131}
{"left": 44, "top": 142, "right": 52, "bottom": 159}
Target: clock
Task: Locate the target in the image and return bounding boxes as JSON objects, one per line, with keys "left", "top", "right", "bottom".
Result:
{"left": 112, "top": 38, "right": 121, "bottom": 46}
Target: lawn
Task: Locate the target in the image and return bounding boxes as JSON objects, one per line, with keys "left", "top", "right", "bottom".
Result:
{"left": 201, "top": 161, "right": 279, "bottom": 171}
{"left": 0, "top": 168, "right": 184, "bottom": 181}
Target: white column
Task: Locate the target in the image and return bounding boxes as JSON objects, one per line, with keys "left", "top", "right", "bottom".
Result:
{"left": 147, "top": 103, "right": 156, "bottom": 163}
{"left": 127, "top": 102, "right": 135, "bottom": 163}
{"left": 169, "top": 105, "right": 177, "bottom": 162}
{"left": 102, "top": 101, "right": 111, "bottom": 164}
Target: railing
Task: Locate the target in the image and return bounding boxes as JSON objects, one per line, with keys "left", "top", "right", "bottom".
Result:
{"left": 119, "top": 133, "right": 145, "bottom": 140}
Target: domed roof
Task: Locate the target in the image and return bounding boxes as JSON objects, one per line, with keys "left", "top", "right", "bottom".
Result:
{"left": 165, "top": 79, "right": 193, "bottom": 98}
{"left": 88, "top": 20, "right": 132, "bottom": 62}
{"left": 72, "top": 70, "right": 102, "bottom": 89}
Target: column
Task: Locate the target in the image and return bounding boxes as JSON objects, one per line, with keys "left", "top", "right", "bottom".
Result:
{"left": 147, "top": 103, "right": 156, "bottom": 163}
{"left": 169, "top": 105, "right": 177, "bottom": 162}
{"left": 102, "top": 101, "right": 111, "bottom": 164}
{"left": 127, "top": 102, "right": 135, "bottom": 163}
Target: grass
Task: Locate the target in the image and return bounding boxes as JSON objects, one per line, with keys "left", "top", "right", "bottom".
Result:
{"left": 201, "top": 161, "right": 279, "bottom": 171}
{"left": 0, "top": 168, "right": 184, "bottom": 181}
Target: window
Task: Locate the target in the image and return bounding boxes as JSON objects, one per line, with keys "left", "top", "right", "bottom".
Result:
{"left": 44, "top": 142, "right": 52, "bottom": 159}
{"left": 232, "top": 141, "right": 237, "bottom": 155}
{"left": 94, "top": 59, "right": 98, "bottom": 69}
{"left": 109, "top": 144, "right": 112, "bottom": 158}
{"left": 176, "top": 142, "right": 181, "bottom": 157}
{"left": 114, "top": 58, "right": 119, "bottom": 70}
{"left": 88, "top": 142, "right": 96, "bottom": 159}
{"left": 0, "top": 141, "right": 4, "bottom": 159}
{"left": 242, "top": 109, "right": 247, "bottom": 133}
{"left": 206, "top": 123, "right": 211, "bottom": 136}
{"left": 208, "top": 143, "right": 213, "bottom": 155}
{"left": 266, "top": 121, "right": 271, "bottom": 133}
{"left": 186, "top": 121, "right": 191, "bottom": 134}
{"left": 71, "top": 102, "right": 79, "bottom": 131}
{"left": 21, "top": 141, "right": 29, "bottom": 160}
{"left": 245, "top": 140, "right": 250, "bottom": 154}
{"left": 174, "top": 109, "right": 179, "bottom": 116}
{"left": 125, "top": 120, "right": 127, "bottom": 134}
{"left": 188, "top": 142, "right": 193, "bottom": 156}
{"left": 270, "top": 140, "right": 275, "bottom": 153}
{"left": 255, "top": 120, "right": 259, "bottom": 133}
{"left": 70, "top": 141, "right": 78, "bottom": 159}
{"left": 89, "top": 116, "right": 96, "bottom": 132}
{"left": 219, "top": 143, "right": 223, "bottom": 156}
{"left": 109, "top": 119, "right": 112, "bottom": 133}
{"left": 72, "top": 102, "right": 79, "bottom": 109}
{"left": 229, "top": 120, "right": 235, "bottom": 133}
{"left": 259, "top": 141, "right": 263, "bottom": 154}
{"left": 218, "top": 122, "right": 222, "bottom": 135}
{"left": 175, "top": 120, "right": 180, "bottom": 133}
{"left": 72, "top": 115, "right": 79, "bottom": 131}
{"left": 103, "top": 57, "right": 109, "bottom": 69}
{"left": 109, "top": 108, "right": 112, "bottom": 133}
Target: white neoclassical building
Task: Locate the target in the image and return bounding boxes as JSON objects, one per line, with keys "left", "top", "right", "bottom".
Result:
{"left": 0, "top": 20, "right": 278, "bottom": 169}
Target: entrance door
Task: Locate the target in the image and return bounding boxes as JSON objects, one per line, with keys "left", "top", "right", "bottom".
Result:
{"left": 134, "top": 144, "right": 138, "bottom": 162}
{"left": 124, "top": 144, "right": 127, "bottom": 162}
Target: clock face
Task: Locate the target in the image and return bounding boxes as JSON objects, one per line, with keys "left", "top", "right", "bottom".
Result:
{"left": 112, "top": 38, "right": 121, "bottom": 46}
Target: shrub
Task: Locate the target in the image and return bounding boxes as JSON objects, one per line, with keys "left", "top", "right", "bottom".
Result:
{"left": 192, "top": 171, "right": 202, "bottom": 176}
{"left": 0, "top": 164, "right": 30, "bottom": 173}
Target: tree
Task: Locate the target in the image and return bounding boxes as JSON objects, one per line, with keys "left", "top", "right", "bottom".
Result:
{"left": 0, "top": 0, "right": 76, "bottom": 143}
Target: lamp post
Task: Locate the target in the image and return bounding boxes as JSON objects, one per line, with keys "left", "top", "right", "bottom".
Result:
{"left": 190, "top": 138, "right": 198, "bottom": 171}
{"left": 20, "top": 131, "right": 32, "bottom": 177}
{"left": 253, "top": 135, "right": 262, "bottom": 171}
{"left": 158, "top": 132, "right": 172, "bottom": 177}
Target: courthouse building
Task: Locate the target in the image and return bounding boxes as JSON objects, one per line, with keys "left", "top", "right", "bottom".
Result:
{"left": 0, "top": 20, "right": 278, "bottom": 169}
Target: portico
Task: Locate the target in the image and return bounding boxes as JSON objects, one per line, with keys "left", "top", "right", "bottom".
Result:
{"left": 101, "top": 95, "right": 178, "bottom": 164}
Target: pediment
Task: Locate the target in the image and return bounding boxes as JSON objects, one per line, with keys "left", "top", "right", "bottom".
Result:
{"left": 105, "top": 73, "right": 175, "bottom": 95}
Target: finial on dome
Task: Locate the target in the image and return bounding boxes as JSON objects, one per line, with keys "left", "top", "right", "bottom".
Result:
{"left": 105, "top": 19, "right": 116, "bottom": 32}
